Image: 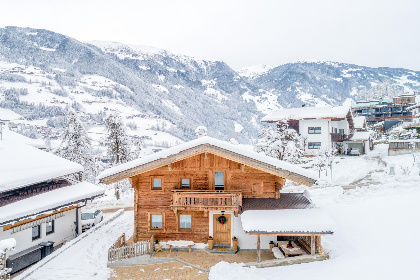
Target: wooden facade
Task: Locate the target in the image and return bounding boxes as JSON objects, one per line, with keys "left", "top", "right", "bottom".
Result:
{"left": 130, "top": 152, "right": 286, "bottom": 243}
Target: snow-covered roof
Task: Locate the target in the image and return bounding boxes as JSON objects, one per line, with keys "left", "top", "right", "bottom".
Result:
{"left": 0, "top": 140, "right": 83, "bottom": 193}
{"left": 0, "top": 182, "right": 104, "bottom": 224}
{"left": 241, "top": 209, "right": 335, "bottom": 234}
{"left": 1, "top": 127, "right": 46, "bottom": 149}
{"left": 349, "top": 131, "right": 371, "bottom": 141}
{"left": 353, "top": 116, "right": 366, "bottom": 129}
{"left": 262, "top": 105, "right": 350, "bottom": 122}
{"left": 98, "top": 136, "right": 317, "bottom": 185}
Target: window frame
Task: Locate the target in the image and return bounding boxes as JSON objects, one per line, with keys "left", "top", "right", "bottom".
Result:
{"left": 178, "top": 214, "right": 192, "bottom": 231}
{"left": 308, "top": 142, "right": 322, "bottom": 149}
{"left": 149, "top": 213, "right": 164, "bottom": 230}
{"left": 181, "top": 178, "right": 191, "bottom": 189}
{"left": 46, "top": 220, "right": 55, "bottom": 235}
{"left": 151, "top": 177, "right": 163, "bottom": 190}
{"left": 32, "top": 225, "right": 41, "bottom": 241}
{"left": 308, "top": 127, "right": 321, "bottom": 134}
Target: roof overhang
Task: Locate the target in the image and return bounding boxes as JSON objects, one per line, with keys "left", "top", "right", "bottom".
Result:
{"left": 98, "top": 144, "right": 317, "bottom": 186}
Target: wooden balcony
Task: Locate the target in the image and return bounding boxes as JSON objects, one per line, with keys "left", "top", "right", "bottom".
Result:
{"left": 171, "top": 190, "right": 242, "bottom": 216}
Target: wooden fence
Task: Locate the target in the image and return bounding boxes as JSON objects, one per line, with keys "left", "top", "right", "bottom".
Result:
{"left": 110, "top": 233, "right": 126, "bottom": 249}
{"left": 108, "top": 236, "right": 154, "bottom": 262}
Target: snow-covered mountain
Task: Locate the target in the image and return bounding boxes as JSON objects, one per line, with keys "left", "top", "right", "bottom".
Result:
{"left": 242, "top": 60, "right": 420, "bottom": 107}
{"left": 1, "top": 26, "right": 420, "bottom": 145}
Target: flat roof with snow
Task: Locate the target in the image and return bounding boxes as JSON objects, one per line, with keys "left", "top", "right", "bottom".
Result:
{"left": 349, "top": 131, "right": 371, "bottom": 141}
{"left": 241, "top": 209, "right": 335, "bottom": 235}
{"left": 262, "top": 106, "right": 350, "bottom": 122}
{"left": 0, "top": 140, "right": 83, "bottom": 193}
{"left": 97, "top": 136, "right": 317, "bottom": 186}
{"left": 0, "top": 181, "right": 104, "bottom": 225}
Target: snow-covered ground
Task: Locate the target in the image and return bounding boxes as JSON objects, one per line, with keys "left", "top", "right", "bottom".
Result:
{"left": 16, "top": 211, "right": 133, "bottom": 280}
{"left": 210, "top": 145, "right": 420, "bottom": 280}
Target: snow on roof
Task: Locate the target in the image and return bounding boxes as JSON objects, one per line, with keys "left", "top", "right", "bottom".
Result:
{"left": 2, "top": 127, "right": 46, "bottom": 149}
{"left": 353, "top": 116, "right": 366, "bottom": 129}
{"left": 262, "top": 105, "right": 350, "bottom": 122}
{"left": 350, "top": 131, "right": 371, "bottom": 141}
{"left": 241, "top": 209, "right": 335, "bottom": 234}
{"left": 0, "top": 108, "right": 23, "bottom": 121}
{"left": 0, "top": 238, "right": 16, "bottom": 252}
{"left": 0, "top": 182, "right": 104, "bottom": 224}
{"left": 0, "top": 140, "right": 83, "bottom": 193}
{"left": 97, "top": 136, "right": 317, "bottom": 182}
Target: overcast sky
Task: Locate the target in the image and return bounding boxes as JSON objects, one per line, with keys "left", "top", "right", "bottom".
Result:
{"left": 1, "top": 0, "right": 419, "bottom": 70}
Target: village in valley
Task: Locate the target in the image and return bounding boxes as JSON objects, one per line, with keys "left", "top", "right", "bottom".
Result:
{"left": 1, "top": 2, "right": 420, "bottom": 280}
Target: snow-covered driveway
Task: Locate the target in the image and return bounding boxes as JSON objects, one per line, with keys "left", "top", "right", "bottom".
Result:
{"left": 17, "top": 211, "right": 133, "bottom": 280}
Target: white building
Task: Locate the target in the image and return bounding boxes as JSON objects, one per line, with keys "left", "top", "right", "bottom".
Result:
{"left": 0, "top": 139, "right": 104, "bottom": 274}
{"left": 262, "top": 106, "right": 355, "bottom": 155}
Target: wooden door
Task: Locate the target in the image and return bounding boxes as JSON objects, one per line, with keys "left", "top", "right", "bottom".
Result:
{"left": 213, "top": 214, "right": 231, "bottom": 245}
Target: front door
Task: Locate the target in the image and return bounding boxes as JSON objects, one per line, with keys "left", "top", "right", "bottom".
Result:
{"left": 213, "top": 214, "right": 231, "bottom": 245}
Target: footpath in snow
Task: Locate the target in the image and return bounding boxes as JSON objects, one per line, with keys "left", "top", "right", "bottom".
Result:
{"left": 16, "top": 211, "right": 133, "bottom": 280}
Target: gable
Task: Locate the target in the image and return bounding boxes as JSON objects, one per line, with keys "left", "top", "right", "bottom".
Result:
{"left": 99, "top": 144, "right": 316, "bottom": 186}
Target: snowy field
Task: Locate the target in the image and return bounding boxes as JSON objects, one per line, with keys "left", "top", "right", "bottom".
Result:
{"left": 16, "top": 211, "right": 134, "bottom": 280}
{"left": 210, "top": 145, "right": 420, "bottom": 280}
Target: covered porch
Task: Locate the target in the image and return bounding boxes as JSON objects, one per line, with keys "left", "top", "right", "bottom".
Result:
{"left": 241, "top": 208, "right": 335, "bottom": 262}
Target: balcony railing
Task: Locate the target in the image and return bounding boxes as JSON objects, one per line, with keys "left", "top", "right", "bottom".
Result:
{"left": 171, "top": 190, "right": 242, "bottom": 215}
{"left": 330, "top": 133, "right": 349, "bottom": 142}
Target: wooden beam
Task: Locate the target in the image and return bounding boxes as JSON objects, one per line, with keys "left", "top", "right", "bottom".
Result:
{"left": 310, "top": 235, "right": 315, "bottom": 255}
{"left": 3, "top": 206, "right": 77, "bottom": 231}
{"left": 317, "top": 235, "right": 323, "bottom": 254}
{"left": 257, "top": 234, "right": 261, "bottom": 263}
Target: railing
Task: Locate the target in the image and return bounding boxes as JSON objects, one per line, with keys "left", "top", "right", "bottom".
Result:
{"left": 330, "top": 133, "right": 349, "bottom": 142}
{"left": 171, "top": 190, "right": 242, "bottom": 212}
{"left": 108, "top": 236, "right": 153, "bottom": 262}
{"left": 110, "top": 233, "right": 126, "bottom": 249}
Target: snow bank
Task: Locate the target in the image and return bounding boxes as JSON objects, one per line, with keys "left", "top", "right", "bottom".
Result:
{"left": 0, "top": 238, "right": 16, "bottom": 252}
{"left": 98, "top": 136, "right": 317, "bottom": 181}
{"left": 262, "top": 105, "right": 350, "bottom": 122}
{"left": 0, "top": 140, "right": 83, "bottom": 192}
{"left": 241, "top": 209, "right": 335, "bottom": 234}
{"left": 0, "top": 182, "right": 104, "bottom": 224}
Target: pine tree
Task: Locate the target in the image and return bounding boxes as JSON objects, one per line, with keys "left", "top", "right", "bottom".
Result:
{"left": 255, "top": 120, "right": 303, "bottom": 163}
{"left": 104, "top": 113, "right": 133, "bottom": 200}
{"left": 56, "top": 110, "right": 96, "bottom": 182}
{"left": 104, "top": 113, "right": 132, "bottom": 165}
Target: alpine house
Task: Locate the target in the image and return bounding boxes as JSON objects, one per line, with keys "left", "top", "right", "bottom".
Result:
{"left": 98, "top": 136, "right": 334, "bottom": 262}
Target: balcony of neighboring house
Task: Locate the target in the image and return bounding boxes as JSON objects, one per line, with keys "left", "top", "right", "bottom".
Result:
{"left": 171, "top": 190, "right": 242, "bottom": 216}
{"left": 330, "top": 133, "right": 349, "bottom": 142}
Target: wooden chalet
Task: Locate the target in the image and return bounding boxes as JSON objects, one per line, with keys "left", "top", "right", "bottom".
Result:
{"left": 98, "top": 136, "right": 333, "bottom": 261}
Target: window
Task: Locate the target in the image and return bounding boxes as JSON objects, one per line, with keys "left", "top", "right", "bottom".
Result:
{"left": 334, "top": 128, "right": 337, "bottom": 133}
{"left": 181, "top": 179, "right": 190, "bottom": 189}
{"left": 308, "top": 127, "right": 321, "bottom": 134}
{"left": 32, "top": 225, "right": 41, "bottom": 241}
{"left": 339, "top": 129, "right": 345, "bottom": 134}
{"left": 152, "top": 178, "right": 162, "bottom": 189}
{"left": 308, "top": 142, "right": 321, "bottom": 149}
{"left": 46, "top": 220, "right": 54, "bottom": 235}
{"left": 215, "top": 172, "right": 224, "bottom": 191}
{"left": 151, "top": 214, "right": 163, "bottom": 229}
{"left": 179, "top": 215, "right": 192, "bottom": 230}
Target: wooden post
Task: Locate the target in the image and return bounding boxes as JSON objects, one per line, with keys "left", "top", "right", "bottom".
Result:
{"left": 317, "top": 235, "right": 323, "bottom": 254}
{"left": 310, "top": 235, "right": 315, "bottom": 255}
{"left": 257, "top": 234, "right": 261, "bottom": 263}
{"left": 150, "top": 235, "right": 154, "bottom": 253}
